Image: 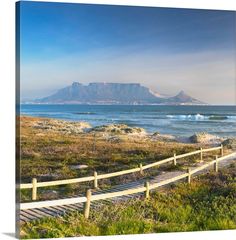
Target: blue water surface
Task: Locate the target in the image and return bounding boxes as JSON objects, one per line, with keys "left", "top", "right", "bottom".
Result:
{"left": 20, "top": 104, "right": 236, "bottom": 138}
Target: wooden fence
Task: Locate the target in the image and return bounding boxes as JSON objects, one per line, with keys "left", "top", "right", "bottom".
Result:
{"left": 20, "top": 145, "right": 224, "bottom": 201}
{"left": 20, "top": 151, "right": 235, "bottom": 220}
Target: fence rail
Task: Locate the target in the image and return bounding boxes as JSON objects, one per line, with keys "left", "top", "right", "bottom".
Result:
{"left": 20, "top": 145, "right": 223, "bottom": 200}
{"left": 20, "top": 151, "right": 235, "bottom": 216}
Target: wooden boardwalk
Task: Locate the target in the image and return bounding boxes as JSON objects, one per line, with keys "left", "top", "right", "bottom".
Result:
{"left": 19, "top": 152, "right": 236, "bottom": 224}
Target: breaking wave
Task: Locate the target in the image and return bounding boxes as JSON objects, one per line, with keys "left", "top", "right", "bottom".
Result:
{"left": 166, "top": 114, "right": 236, "bottom": 121}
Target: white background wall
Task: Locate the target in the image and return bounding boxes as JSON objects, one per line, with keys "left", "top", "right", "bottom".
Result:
{"left": 0, "top": 0, "right": 235, "bottom": 239}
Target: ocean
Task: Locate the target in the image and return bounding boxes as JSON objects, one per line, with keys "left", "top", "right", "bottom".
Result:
{"left": 20, "top": 104, "right": 236, "bottom": 138}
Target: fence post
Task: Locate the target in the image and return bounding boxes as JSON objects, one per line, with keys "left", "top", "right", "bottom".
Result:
{"left": 94, "top": 171, "right": 98, "bottom": 189}
{"left": 187, "top": 168, "right": 191, "bottom": 184}
{"left": 84, "top": 189, "right": 92, "bottom": 219}
{"left": 144, "top": 181, "right": 150, "bottom": 199}
{"left": 32, "top": 178, "right": 37, "bottom": 201}
{"left": 140, "top": 163, "right": 144, "bottom": 175}
{"left": 220, "top": 145, "right": 224, "bottom": 157}
{"left": 173, "top": 153, "right": 176, "bottom": 166}
{"left": 214, "top": 156, "right": 218, "bottom": 172}
{"left": 200, "top": 148, "right": 203, "bottom": 161}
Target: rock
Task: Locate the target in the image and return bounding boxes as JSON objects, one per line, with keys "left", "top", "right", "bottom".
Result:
{"left": 222, "top": 138, "right": 236, "bottom": 150}
{"left": 41, "top": 190, "right": 59, "bottom": 199}
{"left": 70, "top": 164, "right": 88, "bottom": 170}
{"left": 189, "top": 132, "right": 222, "bottom": 144}
{"left": 151, "top": 132, "right": 177, "bottom": 142}
{"left": 89, "top": 124, "right": 146, "bottom": 135}
{"left": 105, "top": 135, "right": 123, "bottom": 143}
{"left": 38, "top": 173, "right": 58, "bottom": 181}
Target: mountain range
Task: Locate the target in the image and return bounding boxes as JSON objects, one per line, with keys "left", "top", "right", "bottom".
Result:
{"left": 34, "top": 82, "right": 205, "bottom": 105}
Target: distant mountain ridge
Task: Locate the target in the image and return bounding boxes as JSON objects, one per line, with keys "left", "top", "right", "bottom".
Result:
{"left": 34, "top": 82, "right": 205, "bottom": 105}
{"left": 167, "top": 90, "right": 204, "bottom": 105}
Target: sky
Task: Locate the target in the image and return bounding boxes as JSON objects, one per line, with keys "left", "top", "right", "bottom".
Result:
{"left": 18, "top": 1, "right": 236, "bottom": 104}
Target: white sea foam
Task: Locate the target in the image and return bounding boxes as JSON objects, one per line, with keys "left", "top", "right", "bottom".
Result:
{"left": 228, "top": 116, "right": 236, "bottom": 120}
{"left": 165, "top": 113, "right": 236, "bottom": 121}
{"left": 166, "top": 114, "right": 206, "bottom": 120}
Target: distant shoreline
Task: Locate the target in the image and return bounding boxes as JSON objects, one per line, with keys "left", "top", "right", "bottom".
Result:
{"left": 20, "top": 103, "right": 236, "bottom": 106}
{"left": 21, "top": 103, "right": 209, "bottom": 106}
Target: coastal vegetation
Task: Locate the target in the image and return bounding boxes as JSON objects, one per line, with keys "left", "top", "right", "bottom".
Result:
{"left": 20, "top": 116, "right": 233, "bottom": 201}
{"left": 20, "top": 116, "right": 224, "bottom": 201}
{"left": 19, "top": 116, "right": 236, "bottom": 239}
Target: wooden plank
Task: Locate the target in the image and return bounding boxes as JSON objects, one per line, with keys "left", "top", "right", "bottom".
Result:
{"left": 94, "top": 187, "right": 136, "bottom": 199}
{"left": 20, "top": 196, "right": 87, "bottom": 210}
{"left": 50, "top": 206, "right": 67, "bottom": 213}
{"left": 202, "top": 146, "right": 221, "bottom": 153}
{"left": 20, "top": 211, "right": 38, "bottom": 221}
{"left": 66, "top": 204, "right": 81, "bottom": 211}
{"left": 142, "top": 157, "right": 174, "bottom": 170}
{"left": 63, "top": 205, "right": 78, "bottom": 211}
{"left": 113, "top": 185, "right": 140, "bottom": 192}
{"left": 73, "top": 203, "right": 84, "bottom": 209}
{"left": 37, "top": 176, "right": 94, "bottom": 187}
{"left": 93, "top": 184, "right": 139, "bottom": 197}
{"left": 94, "top": 182, "right": 140, "bottom": 194}
{"left": 20, "top": 183, "right": 32, "bottom": 189}
{"left": 47, "top": 207, "right": 65, "bottom": 215}
{"left": 111, "top": 180, "right": 141, "bottom": 189}
{"left": 27, "top": 209, "right": 50, "bottom": 218}
{"left": 97, "top": 167, "right": 140, "bottom": 179}
{"left": 191, "top": 161, "right": 214, "bottom": 174}
{"left": 38, "top": 208, "right": 58, "bottom": 217}
{"left": 150, "top": 173, "right": 188, "bottom": 190}
{"left": 59, "top": 205, "right": 75, "bottom": 213}
{"left": 99, "top": 199, "right": 112, "bottom": 205}
{"left": 44, "top": 207, "right": 62, "bottom": 215}
{"left": 106, "top": 181, "right": 142, "bottom": 191}
{"left": 20, "top": 214, "right": 30, "bottom": 222}
{"left": 20, "top": 219, "right": 27, "bottom": 224}
{"left": 218, "top": 152, "right": 236, "bottom": 161}
{"left": 175, "top": 150, "right": 201, "bottom": 159}
{"left": 54, "top": 205, "right": 69, "bottom": 212}
{"left": 91, "top": 186, "right": 146, "bottom": 201}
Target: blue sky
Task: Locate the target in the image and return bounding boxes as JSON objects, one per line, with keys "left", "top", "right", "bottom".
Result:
{"left": 19, "top": 1, "right": 236, "bottom": 104}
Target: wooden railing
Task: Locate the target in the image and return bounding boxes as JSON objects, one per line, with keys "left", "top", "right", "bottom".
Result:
{"left": 20, "top": 151, "right": 236, "bottom": 220}
{"left": 20, "top": 145, "right": 224, "bottom": 201}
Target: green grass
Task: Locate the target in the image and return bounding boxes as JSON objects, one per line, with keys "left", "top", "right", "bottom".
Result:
{"left": 21, "top": 166, "right": 236, "bottom": 239}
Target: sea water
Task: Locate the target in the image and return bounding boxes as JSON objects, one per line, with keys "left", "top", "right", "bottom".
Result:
{"left": 20, "top": 104, "right": 236, "bottom": 138}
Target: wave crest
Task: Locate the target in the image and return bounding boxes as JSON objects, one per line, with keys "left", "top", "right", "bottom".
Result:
{"left": 166, "top": 114, "right": 236, "bottom": 121}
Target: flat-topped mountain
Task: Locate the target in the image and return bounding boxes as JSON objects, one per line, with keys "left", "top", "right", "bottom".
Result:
{"left": 35, "top": 82, "right": 205, "bottom": 105}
